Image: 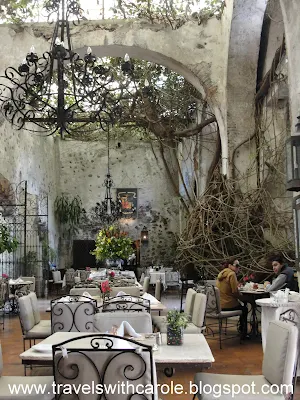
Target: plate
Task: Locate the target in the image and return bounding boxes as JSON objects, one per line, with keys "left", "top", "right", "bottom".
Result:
{"left": 32, "top": 344, "right": 52, "bottom": 353}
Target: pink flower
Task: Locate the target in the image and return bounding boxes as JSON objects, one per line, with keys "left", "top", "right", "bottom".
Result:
{"left": 2, "top": 274, "right": 8, "bottom": 279}
{"left": 101, "top": 280, "right": 111, "bottom": 294}
{"left": 86, "top": 267, "right": 91, "bottom": 271}
{"left": 87, "top": 277, "right": 92, "bottom": 281}
{"left": 243, "top": 276, "right": 249, "bottom": 282}
{"left": 109, "top": 271, "right": 115, "bottom": 278}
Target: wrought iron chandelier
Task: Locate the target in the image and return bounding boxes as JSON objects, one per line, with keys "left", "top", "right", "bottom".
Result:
{"left": 91, "top": 129, "right": 122, "bottom": 225}
{"left": 0, "top": 0, "right": 133, "bottom": 138}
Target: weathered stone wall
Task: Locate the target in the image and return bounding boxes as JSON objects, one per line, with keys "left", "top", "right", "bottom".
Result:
{"left": 58, "top": 140, "right": 179, "bottom": 267}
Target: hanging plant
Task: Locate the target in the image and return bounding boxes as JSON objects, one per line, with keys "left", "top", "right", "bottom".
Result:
{"left": 54, "top": 194, "right": 85, "bottom": 235}
{"left": 0, "top": 223, "right": 18, "bottom": 254}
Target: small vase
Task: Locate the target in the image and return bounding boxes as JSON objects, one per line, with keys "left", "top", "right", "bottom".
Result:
{"left": 167, "top": 325, "right": 183, "bottom": 345}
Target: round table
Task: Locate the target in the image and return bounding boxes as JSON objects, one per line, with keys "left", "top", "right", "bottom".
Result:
{"left": 239, "top": 289, "right": 269, "bottom": 337}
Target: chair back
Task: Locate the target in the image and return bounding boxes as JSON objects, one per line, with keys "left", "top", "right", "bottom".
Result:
{"left": 64, "top": 269, "right": 76, "bottom": 286}
{"left": 93, "top": 311, "right": 153, "bottom": 333}
{"left": 0, "top": 280, "right": 8, "bottom": 303}
{"left": 143, "top": 276, "right": 150, "bottom": 293}
{"left": 191, "top": 293, "right": 207, "bottom": 329}
{"left": 205, "top": 285, "right": 221, "bottom": 316}
{"left": 79, "top": 270, "right": 90, "bottom": 281}
{"left": 51, "top": 295, "right": 97, "bottom": 333}
{"left": 70, "top": 287, "right": 101, "bottom": 297}
{"left": 184, "top": 288, "right": 196, "bottom": 315}
{"left": 101, "top": 295, "right": 150, "bottom": 313}
{"left": 53, "top": 334, "right": 157, "bottom": 400}
{"left": 110, "top": 286, "right": 140, "bottom": 297}
{"left": 155, "top": 280, "right": 161, "bottom": 301}
{"left": 263, "top": 320, "right": 298, "bottom": 391}
{"left": 18, "top": 294, "right": 36, "bottom": 333}
{"left": 52, "top": 270, "right": 62, "bottom": 283}
{"left": 20, "top": 276, "right": 35, "bottom": 292}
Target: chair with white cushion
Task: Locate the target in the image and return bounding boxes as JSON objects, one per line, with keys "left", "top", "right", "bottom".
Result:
{"left": 110, "top": 286, "right": 140, "bottom": 297}
{"left": 193, "top": 320, "right": 299, "bottom": 400}
{"left": 53, "top": 334, "right": 158, "bottom": 399}
{"left": 18, "top": 292, "right": 51, "bottom": 351}
{"left": 153, "top": 288, "right": 196, "bottom": 331}
{"left": 70, "top": 287, "right": 101, "bottom": 297}
{"left": 93, "top": 311, "right": 153, "bottom": 333}
{"left": 143, "top": 276, "right": 150, "bottom": 293}
{"left": 155, "top": 280, "right": 162, "bottom": 301}
{"left": 52, "top": 271, "right": 64, "bottom": 294}
{"left": 184, "top": 293, "right": 207, "bottom": 334}
{"left": 0, "top": 344, "right": 53, "bottom": 399}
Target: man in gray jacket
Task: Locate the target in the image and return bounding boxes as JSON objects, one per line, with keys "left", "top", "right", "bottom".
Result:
{"left": 265, "top": 256, "right": 296, "bottom": 292}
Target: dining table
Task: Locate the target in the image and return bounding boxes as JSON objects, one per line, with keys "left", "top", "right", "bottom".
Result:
{"left": 239, "top": 287, "right": 269, "bottom": 337}
{"left": 20, "top": 331, "right": 214, "bottom": 377}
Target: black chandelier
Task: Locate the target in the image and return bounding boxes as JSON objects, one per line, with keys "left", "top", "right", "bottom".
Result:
{"left": 91, "top": 128, "right": 122, "bottom": 225}
{"left": 0, "top": 0, "right": 134, "bottom": 138}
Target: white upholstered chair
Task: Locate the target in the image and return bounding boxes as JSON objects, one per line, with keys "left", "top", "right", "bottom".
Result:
{"left": 53, "top": 333, "right": 158, "bottom": 399}
{"left": 52, "top": 270, "right": 64, "bottom": 294}
{"left": 70, "top": 287, "right": 101, "bottom": 297}
{"left": 94, "top": 311, "right": 153, "bottom": 333}
{"left": 153, "top": 288, "right": 196, "bottom": 330}
{"left": 51, "top": 296, "right": 97, "bottom": 333}
{"left": 193, "top": 320, "right": 299, "bottom": 400}
{"left": 143, "top": 276, "right": 150, "bottom": 293}
{"left": 155, "top": 280, "right": 162, "bottom": 301}
{"left": 184, "top": 293, "right": 207, "bottom": 334}
{"left": 110, "top": 286, "right": 140, "bottom": 297}
{"left": 18, "top": 292, "right": 51, "bottom": 350}
{"left": 0, "top": 344, "right": 53, "bottom": 399}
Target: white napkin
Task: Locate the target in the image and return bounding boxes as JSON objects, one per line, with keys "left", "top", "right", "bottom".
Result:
{"left": 58, "top": 296, "right": 70, "bottom": 302}
{"left": 116, "top": 321, "right": 141, "bottom": 338}
{"left": 116, "top": 291, "right": 127, "bottom": 297}
{"left": 142, "top": 292, "right": 160, "bottom": 304}
{"left": 82, "top": 291, "right": 93, "bottom": 298}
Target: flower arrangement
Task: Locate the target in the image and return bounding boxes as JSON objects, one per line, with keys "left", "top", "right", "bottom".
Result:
{"left": 91, "top": 225, "right": 133, "bottom": 261}
{"left": 108, "top": 271, "right": 115, "bottom": 280}
{"left": 243, "top": 273, "right": 255, "bottom": 283}
{"left": 100, "top": 280, "right": 111, "bottom": 300}
{"left": 1, "top": 273, "right": 8, "bottom": 280}
{"left": 166, "top": 310, "right": 189, "bottom": 345}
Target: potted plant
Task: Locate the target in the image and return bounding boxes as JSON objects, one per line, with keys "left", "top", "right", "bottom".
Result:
{"left": 166, "top": 309, "right": 189, "bottom": 345}
{"left": 91, "top": 225, "right": 133, "bottom": 263}
{"left": 0, "top": 223, "right": 18, "bottom": 254}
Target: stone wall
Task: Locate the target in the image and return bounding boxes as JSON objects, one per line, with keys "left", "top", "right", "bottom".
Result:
{"left": 58, "top": 140, "right": 179, "bottom": 267}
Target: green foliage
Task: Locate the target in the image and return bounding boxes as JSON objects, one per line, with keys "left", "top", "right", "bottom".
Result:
{"left": 167, "top": 309, "right": 189, "bottom": 329}
{"left": 0, "top": 0, "right": 38, "bottom": 23}
{"left": 54, "top": 194, "right": 84, "bottom": 236}
{"left": 42, "top": 239, "right": 56, "bottom": 263}
{"left": 0, "top": 223, "right": 18, "bottom": 254}
{"left": 91, "top": 225, "right": 133, "bottom": 261}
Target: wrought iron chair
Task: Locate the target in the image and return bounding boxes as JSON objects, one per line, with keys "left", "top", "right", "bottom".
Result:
{"left": 53, "top": 334, "right": 158, "bottom": 399}
{"left": 100, "top": 295, "right": 151, "bottom": 313}
{"left": 51, "top": 295, "right": 97, "bottom": 333}
{"left": 192, "top": 319, "right": 299, "bottom": 400}
{"left": 204, "top": 285, "right": 242, "bottom": 349}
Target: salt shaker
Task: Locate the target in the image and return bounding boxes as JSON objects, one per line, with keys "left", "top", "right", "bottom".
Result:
{"left": 156, "top": 332, "right": 162, "bottom": 346}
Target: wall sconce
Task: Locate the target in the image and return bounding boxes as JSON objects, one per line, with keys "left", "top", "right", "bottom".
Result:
{"left": 286, "top": 117, "right": 300, "bottom": 191}
{"left": 141, "top": 227, "right": 149, "bottom": 243}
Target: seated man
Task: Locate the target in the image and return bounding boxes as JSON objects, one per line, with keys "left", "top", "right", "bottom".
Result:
{"left": 216, "top": 259, "right": 249, "bottom": 338}
{"left": 265, "top": 256, "right": 297, "bottom": 292}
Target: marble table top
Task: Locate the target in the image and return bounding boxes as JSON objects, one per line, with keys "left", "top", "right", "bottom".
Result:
{"left": 20, "top": 332, "right": 214, "bottom": 367}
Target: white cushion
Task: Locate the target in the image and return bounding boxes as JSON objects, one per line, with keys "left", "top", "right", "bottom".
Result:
{"left": 94, "top": 311, "right": 152, "bottom": 333}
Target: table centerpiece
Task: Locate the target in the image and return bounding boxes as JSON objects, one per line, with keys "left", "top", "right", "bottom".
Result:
{"left": 166, "top": 309, "right": 189, "bottom": 345}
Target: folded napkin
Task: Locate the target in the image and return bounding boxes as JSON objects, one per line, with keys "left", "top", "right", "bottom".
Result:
{"left": 82, "top": 291, "right": 93, "bottom": 298}
{"left": 116, "top": 321, "right": 142, "bottom": 338}
{"left": 116, "top": 291, "right": 127, "bottom": 297}
{"left": 142, "top": 292, "right": 160, "bottom": 304}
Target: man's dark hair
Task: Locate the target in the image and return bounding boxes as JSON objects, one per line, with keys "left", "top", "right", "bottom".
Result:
{"left": 270, "top": 255, "right": 284, "bottom": 264}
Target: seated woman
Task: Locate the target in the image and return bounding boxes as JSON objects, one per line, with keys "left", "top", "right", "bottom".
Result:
{"left": 265, "top": 255, "right": 297, "bottom": 292}
{"left": 216, "top": 258, "right": 249, "bottom": 338}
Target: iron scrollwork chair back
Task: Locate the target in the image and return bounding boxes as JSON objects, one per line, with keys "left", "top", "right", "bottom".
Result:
{"left": 101, "top": 295, "right": 151, "bottom": 313}
{"left": 53, "top": 333, "right": 157, "bottom": 400}
{"left": 204, "top": 285, "right": 220, "bottom": 317}
{"left": 51, "top": 295, "right": 97, "bottom": 333}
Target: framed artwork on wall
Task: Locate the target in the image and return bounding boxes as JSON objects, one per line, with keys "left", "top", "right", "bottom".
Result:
{"left": 117, "top": 188, "right": 137, "bottom": 218}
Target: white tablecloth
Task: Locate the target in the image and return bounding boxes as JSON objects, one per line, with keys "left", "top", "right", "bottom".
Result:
{"left": 149, "top": 271, "right": 166, "bottom": 287}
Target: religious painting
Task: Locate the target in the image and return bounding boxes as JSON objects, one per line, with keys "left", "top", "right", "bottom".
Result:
{"left": 117, "top": 189, "right": 137, "bottom": 218}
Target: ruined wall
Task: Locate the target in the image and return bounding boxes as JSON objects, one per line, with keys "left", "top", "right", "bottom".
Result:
{"left": 58, "top": 140, "right": 179, "bottom": 267}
